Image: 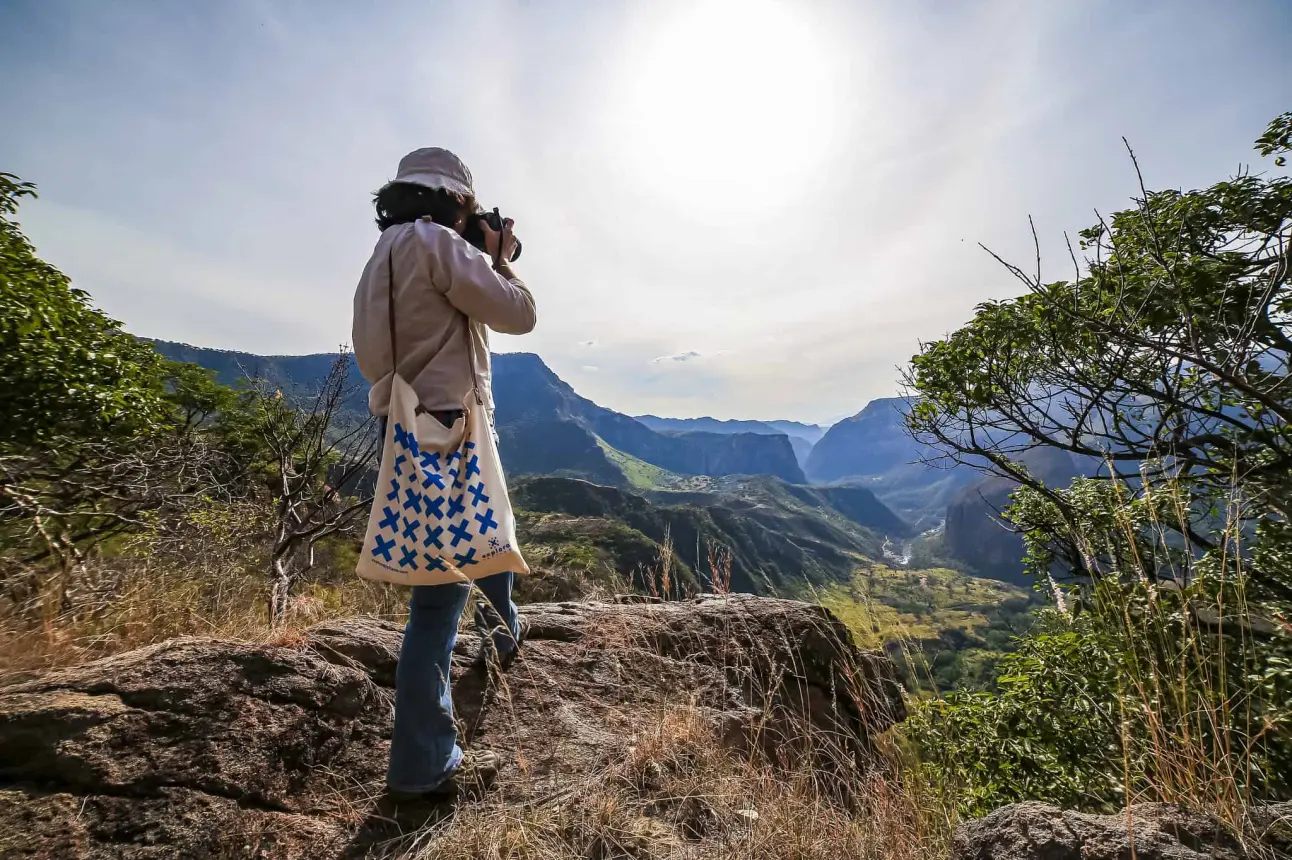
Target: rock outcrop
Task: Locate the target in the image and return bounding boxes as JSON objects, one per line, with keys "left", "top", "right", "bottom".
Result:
{"left": 954, "top": 801, "right": 1292, "bottom": 860}
{"left": 0, "top": 595, "right": 903, "bottom": 859}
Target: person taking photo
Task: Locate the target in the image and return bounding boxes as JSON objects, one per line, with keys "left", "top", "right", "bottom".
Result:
{"left": 351, "top": 147, "right": 535, "bottom": 801}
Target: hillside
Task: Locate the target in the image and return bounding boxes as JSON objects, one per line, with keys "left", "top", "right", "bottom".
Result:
{"left": 511, "top": 475, "right": 907, "bottom": 595}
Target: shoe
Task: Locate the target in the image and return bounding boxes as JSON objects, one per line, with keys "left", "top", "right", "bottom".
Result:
{"left": 387, "top": 749, "right": 501, "bottom": 803}
{"left": 498, "top": 614, "right": 531, "bottom": 669}
{"left": 479, "top": 614, "right": 530, "bottom": 670}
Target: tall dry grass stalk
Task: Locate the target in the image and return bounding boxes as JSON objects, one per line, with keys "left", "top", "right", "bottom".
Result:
{"left": 1084, "top": 471, "right": 1290, "bottom": 833}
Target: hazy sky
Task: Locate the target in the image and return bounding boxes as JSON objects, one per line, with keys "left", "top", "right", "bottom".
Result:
{"left": 2, "top": 1, "right": 1288, "bottom": 424}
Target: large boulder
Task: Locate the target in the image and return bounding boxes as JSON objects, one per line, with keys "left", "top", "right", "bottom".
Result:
{"left": 954, "top": 801, "right": 1292, "bottom": 860}
{"left": 0, "top": 594, "right": 903, "bottom": 859}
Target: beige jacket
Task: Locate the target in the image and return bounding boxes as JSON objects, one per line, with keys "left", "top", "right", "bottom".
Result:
{"left": 352, "top": 219, "right": 536, "bottom": 416}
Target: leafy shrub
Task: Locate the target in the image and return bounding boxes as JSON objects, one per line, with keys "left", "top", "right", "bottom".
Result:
{"left": 910, "top": 576, "right": 1292, "bottom": 818}
{"left": 909, "top": 610, "right": 1121, "bottom": 815}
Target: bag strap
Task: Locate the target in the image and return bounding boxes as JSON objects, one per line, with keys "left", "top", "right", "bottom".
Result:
{"left": 386, "top": 246, "right": 398, "bottom": 371}
{"left": 386, "top": 235, "right": 485, "bottom": 407}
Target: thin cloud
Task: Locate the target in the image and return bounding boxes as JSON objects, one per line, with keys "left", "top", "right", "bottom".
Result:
{"left": 651, "top": 350, "right": 703, "bottom": 364}
{"left": 581, "top": 364, "right": 599, "bottom": 372}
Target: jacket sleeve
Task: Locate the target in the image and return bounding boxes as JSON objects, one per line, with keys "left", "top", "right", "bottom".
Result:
{"left": 420, "top": 220, "right": 537, "bottom": 335}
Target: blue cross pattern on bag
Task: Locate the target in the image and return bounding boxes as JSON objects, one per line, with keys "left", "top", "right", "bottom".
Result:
{"left": 370, "top": 424, "right": 505, "bottom": 572}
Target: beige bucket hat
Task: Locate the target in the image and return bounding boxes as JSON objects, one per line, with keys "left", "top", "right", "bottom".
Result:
{"left": 390, "top": 147, "right": 475, "bottom": 197}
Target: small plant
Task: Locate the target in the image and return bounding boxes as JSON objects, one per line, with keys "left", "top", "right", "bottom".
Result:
{"left": 706, "top": 542, "right": 734, "bottom": 594}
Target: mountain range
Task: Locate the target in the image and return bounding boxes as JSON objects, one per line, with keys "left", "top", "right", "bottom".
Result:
{"left": 149, "top": 341, "right": 810, "bottom": 486}
{"left": 149, "top": 339, "right": 1067, "bottom": 584}
{"left": 634, "top": 415, "right": 824, "bottom": 467}
{"left": 806, "top": 397, "right": 979, "bottom": 528}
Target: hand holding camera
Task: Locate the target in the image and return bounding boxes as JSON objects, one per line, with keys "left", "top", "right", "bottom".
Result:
{"left": 462, "top": 207, "right": 521, "bottom": 266}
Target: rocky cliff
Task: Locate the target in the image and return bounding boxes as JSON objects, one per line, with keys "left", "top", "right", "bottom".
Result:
{"left": 493, "top": 353, "right": 807, "bottom": 483}
{"left": 0, "top": 595, "right": 903, "bottom": 859}
{"left": 943, "top": 448, "right": 1085, "bottom": 584}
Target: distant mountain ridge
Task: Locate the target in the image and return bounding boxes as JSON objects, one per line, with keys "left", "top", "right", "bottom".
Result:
{"left": 149, "top": 340, "right": 807, "bottom": 486}
{"left": 635, "top": 416, "right": 779, "bottom": 435}
{"left": 634, "top": 415, "right": 823, "bottom": 468}
{"left": 634, "top": 415, "right": 823, "bottom": 442}
{"left": 493, "top": 354, "right": 806, "bottom": 483}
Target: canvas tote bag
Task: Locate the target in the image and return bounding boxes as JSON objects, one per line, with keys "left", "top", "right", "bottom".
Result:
{"left": 356, "top": 247, "right": 529, "bottom": 586}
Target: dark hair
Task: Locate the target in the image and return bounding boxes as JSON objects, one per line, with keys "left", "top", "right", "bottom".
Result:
{"left": 373, "top": 181, "right": 476, "bottom": 231}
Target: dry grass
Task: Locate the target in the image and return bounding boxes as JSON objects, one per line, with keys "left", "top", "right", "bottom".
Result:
{"left": 355, "top": 577, "right": 953, "bottom": 860}
{"left": 0, "top": 551, "right": 408, "bottom": 678}
{"left": 378, "top": 702, "right": 950, "bottom": 860}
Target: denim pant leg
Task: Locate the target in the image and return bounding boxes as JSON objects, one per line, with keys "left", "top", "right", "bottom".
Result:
{"left": 387, "top": 582, "right": 471, "bottom": 792}
{"left": 473, "top": 571, "right": 520, "bottom": 656}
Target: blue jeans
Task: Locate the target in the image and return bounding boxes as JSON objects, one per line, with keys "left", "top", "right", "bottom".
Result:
{"left": 386, "top": 571, "right": 520, "bottom": 793}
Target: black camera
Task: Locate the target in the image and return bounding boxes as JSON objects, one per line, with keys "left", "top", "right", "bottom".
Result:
{"left": 462, "top": 207, "right": 522, "bottom": 262}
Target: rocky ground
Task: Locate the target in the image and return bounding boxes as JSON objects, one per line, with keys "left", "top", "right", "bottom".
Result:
{"left": 955, "top": 801, "right": 1292, "bottom": 860}
{"left": 0, "top": 594, "right": 905, "bottom": 858}
{"left": 4, "top": 592, "right": 1286, "bottom": 859}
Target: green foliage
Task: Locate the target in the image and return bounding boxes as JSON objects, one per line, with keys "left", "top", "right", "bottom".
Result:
{"left": 909, "top": 611, "right": 1121, "bottom": 815}
{"left": 910, "top": 575, "right": 1292, "bottom": 817}
{"left": 904, "top": 111, "right": 1292, "bottom": 819}
{"left": 162, "top": 360, "right": 238, "bottom": 434}
{"left": 1256, "top": 110, "right": 1292, "bottom": 165}
{"left": 0, "top": 175, "right": 168, "bottom": 447}
{"left": 905, "top": 112, "right": 1292, "bottom": 601}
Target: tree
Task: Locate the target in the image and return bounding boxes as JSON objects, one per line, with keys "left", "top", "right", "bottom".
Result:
{"left": 250, "top": 351, "right": 377, "bottom": 622}
{"left": 904, "top": 112, "right": 1292, "bottom": 602}
{"left": 1, "top": 174, "right": 168, "bottom": 448}
{"left": 0, "top": 176, "right": 242, "bottom": 608}
{"left": 903, "top": 112, "right": 1292, "bottom": 816}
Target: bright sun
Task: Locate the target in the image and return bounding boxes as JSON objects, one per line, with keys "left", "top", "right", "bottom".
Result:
{"left": 607, "top": 0, "right": 839, "bottom": 215}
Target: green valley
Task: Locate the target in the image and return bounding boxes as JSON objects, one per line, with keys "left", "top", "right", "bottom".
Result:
{"left": 809, "top": 564, "right": 1040, "bottom": 691}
